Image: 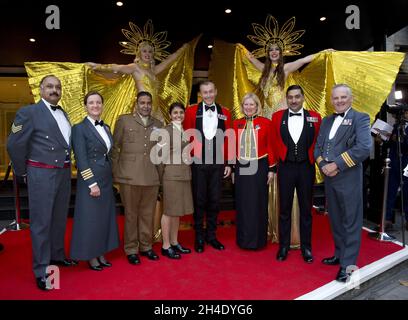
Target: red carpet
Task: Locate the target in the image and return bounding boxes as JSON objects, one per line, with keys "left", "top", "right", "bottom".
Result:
{"left": 0, "top": 211, "right": 403, "bottom": 300}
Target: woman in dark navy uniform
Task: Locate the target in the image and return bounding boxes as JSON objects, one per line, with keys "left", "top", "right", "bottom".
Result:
{"left": 233, "top": 93, "right": 274, "bottom": 249}
{"left": 70, "top": 91, "right": 120, "bottom": 270}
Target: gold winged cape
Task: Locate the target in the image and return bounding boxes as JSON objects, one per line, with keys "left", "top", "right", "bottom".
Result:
{"left": 24, "top": 36, "right": 200, "bottom": 130}
{"left": 209, "top": 39, "right": 405, "bottom": 121}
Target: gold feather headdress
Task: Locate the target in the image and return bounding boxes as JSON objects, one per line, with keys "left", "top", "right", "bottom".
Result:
{"left": 247, "top": 15, "right": 305, "bottom": 58}
{"left": 119, "top": 20, "right": 171, "bottom": 61}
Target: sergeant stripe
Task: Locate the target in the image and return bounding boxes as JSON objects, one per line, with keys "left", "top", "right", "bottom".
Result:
{"left": 11, "top": 123, "right": 23, "bottom": 133}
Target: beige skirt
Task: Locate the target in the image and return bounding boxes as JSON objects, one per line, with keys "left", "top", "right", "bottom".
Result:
{"left": 163, "top": 180, "right": 194, "bottom": 217}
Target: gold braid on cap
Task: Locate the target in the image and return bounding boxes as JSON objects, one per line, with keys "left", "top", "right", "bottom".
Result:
{"left": 247, "top": 15, "right": 305, "bottom": 58}
{"left": 119, "top": 20, "right": 171, "bottom": 61}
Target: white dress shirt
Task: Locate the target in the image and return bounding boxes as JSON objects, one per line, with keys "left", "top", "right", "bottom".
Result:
{"left": 42, "top": 98, "right": 71, "bottom": 145}
{"left": 202, "top": 103, "right": 218, "bottom": 140}
{"left": 87, "top": 116, "right": 111, "bottom": 152}
{"left": 288, "top": 108, "right": 304, "bottom": 144}
{"left": 329, "top": 107, "right": 351, "bottom": 140}
{"left": 138, "top": 113, "right": 148, "bottom": 126}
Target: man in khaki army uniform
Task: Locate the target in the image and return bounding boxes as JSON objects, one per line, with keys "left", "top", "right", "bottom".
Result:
{"left": 112, "top": 91, "right": 163, "bottom": 264}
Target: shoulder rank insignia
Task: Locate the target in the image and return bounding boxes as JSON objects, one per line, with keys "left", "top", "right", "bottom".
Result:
{"left": 11, "top": 123, "right": 22, "bottom": 133}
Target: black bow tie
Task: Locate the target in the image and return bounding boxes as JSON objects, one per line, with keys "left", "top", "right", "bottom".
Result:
{"left": 205, "top": 104, "right": 215, "bottom": 112}
{"left": 95, "top": 120, "right": 104, "bottom": 126}
{"left": 289, "top": 112, "right": 301, "bottom": 117}
{"left": 334, "top": 112, "right": 345, "bottom": 118}
{"left": 50, "top": 105, "right": 62, "bottom": 111}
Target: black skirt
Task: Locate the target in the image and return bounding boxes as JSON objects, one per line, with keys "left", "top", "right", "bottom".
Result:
{"left": 235, "top": 157, "right": 269, "bottom": 249}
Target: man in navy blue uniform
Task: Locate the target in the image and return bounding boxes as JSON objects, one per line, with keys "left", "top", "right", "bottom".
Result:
{"left": 7, "top": 75, "right": 76, "bottom": 291}
{"left": 314, "top": 84, "right": 371, "bottom": 282}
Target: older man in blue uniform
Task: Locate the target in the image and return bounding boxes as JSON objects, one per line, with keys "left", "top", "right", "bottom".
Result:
{"left": 314, "top": 84, "right": 371, "bottom": 283}
{"left": 7, "top": 75, "right": 76, "bottom": 291}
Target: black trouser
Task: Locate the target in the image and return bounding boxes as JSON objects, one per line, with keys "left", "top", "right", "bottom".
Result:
{"left": 277, "top": 160, "right": 315, "bottom": 251}
{"left": 191, "top": 163, "right": 224, "bottom": 241}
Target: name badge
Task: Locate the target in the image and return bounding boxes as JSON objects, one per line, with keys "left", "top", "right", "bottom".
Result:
{"left": 307, "top": 116, "right": 318, "bottom": 123}
{"left": 196, "top": 115, "right": 203, "bottom": 118}
{"left": 218, "top": 114, "right": 227, "bottom": 121}
{"left": 152, "top": 126, "right": 160, "bottom": 131}
{"left": 342, "top": 119, "right": 352, "bottom": 126}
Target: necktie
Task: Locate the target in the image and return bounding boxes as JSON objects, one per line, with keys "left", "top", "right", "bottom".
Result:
{"left": 95, "top": 120, "right": 104, "bottom": 126}
{"left": 334, "top": 112, "right": 345, "bottom": 117}
{"left": 205, "top": 105, "right": 215, "bottom": 112}
{"left": 289, "top": 112, "right": 301, "bottom": 117}
{"left": 50, "top": 105, "right": 62, "bottom": 111}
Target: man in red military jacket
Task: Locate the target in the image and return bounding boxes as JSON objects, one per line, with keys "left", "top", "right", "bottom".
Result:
{"left": 271, "top": 85, "right": 321, "bottom": 263}
{"left": 184, "top": 80, "right": 232, "bottom": 253}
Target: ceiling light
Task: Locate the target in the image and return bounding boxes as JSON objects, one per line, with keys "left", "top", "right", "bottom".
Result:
{"left": 29, "top": 38, "right": 36, "bottom": 42}
{"left": 208, "top": 45, "right": 213, "bottom": 49}
{"left": 225, "top": 9, "right": 232, "bottom": 14}
{"left": 116, "top": 1, "right": 123, "bottom": 6}
{"left": 395, "top": 90, "right": 403, "bottom": 100}
{"left": 320, "top": 17, "right": 327, "bottom": 21}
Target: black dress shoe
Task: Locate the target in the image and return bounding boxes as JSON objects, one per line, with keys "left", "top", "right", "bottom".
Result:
{"left": 127, "top": 254, "right": 141, "bottom": 265}
{"left": 97, "top": 258, "right": 112, "bottom": 267}
{"left": 49, "top": 258, "right": 77, "bottom": 267}
{"left": 195, "top": 239, "right": 205, "bottom": 253}
{"left": 336, "top": 267, "right": 349, "bottom": 283}
{"left": 322, "top": 256, "right": 340, "bottom": 265}
{"left": 171, "top": 243, "right": 191, "bottom": 254}
{"left": 206, "top": 239, "right": 225, "bottom": 250}
{"left": 301, "top": 248, "right": 314, "bottom": 263}
{"left": 161, "top": 247, "right": 181, "bottom": 259}
{"left": 276, "top": 247, "right": 289, "bottom": 261}
{"left": 36, "top": 276, "right": 51, "bottom": 291}
{"left": 88, "top": 262, "right": 103, "bottom": 271}
{"left": 140, "top": 249, "right": 159, "bottom": 260}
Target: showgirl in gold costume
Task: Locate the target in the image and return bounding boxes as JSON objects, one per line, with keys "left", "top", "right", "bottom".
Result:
{"left": 87, "top": 20, "right": 194, "bottom": 122}
{"left": 25, "top": 20, "right": 200, "bottom": 128}
{"left": 209, "top": 15, "right": 405, "bottom": 246}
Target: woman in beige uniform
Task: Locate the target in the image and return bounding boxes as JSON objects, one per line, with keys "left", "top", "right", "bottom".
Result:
{"left": 160, "top": 102, "right": 193, "bottom": 259}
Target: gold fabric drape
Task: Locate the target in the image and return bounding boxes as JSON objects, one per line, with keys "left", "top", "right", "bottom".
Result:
{"left": 24, "top": 36, "right": 200, "bottom": 131}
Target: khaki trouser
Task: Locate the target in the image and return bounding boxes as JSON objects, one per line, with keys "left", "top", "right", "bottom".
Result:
{"left": 120, "top": 184, "right": 159, "bottom": 255}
